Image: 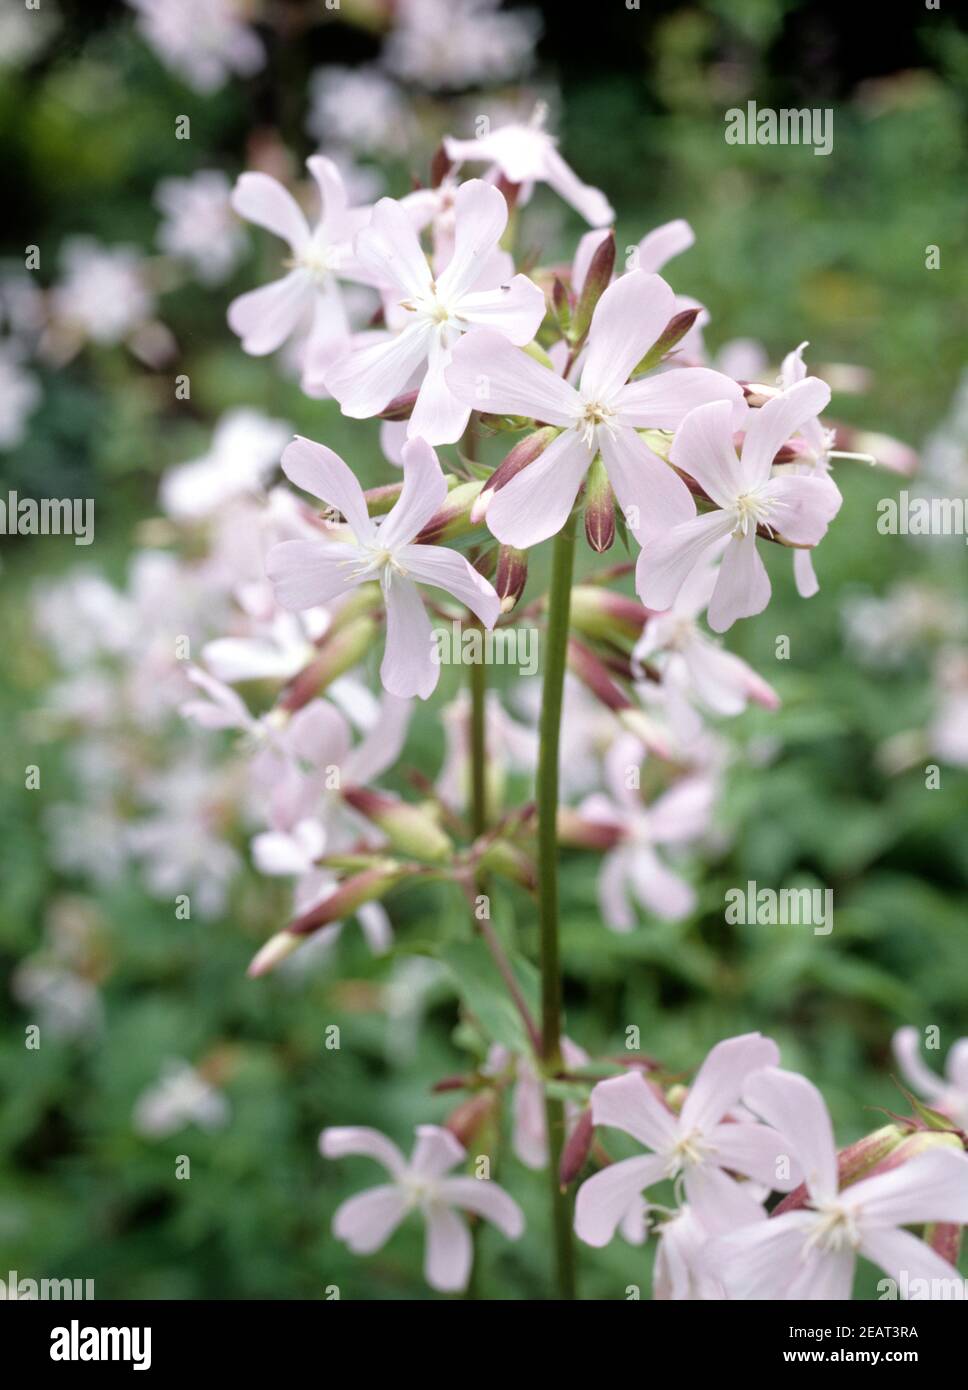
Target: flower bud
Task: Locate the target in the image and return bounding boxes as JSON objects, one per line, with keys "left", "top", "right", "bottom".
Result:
{"left": 560, "top": 1108, "right": 595, "bottom": 1186}
{"left": 569, "top": 585, "right": 650, "bottom": 645}
{"left": 415, "top": 479, "right": 486, "bottom": 544}
{"left": 494, "top": 546, "right": 528, "bottom": 613}
{"left": 573, "top": 230, "right": 615, "bottom": 342}
{"left": 551, "top": 275, "right": 572, "bottom": 339}
{"left": 445, "top": 1091, "right": 496, "bottom": 1148}
{"left": 773, "top": 1123, "right": 908, "bottom": 1214}
{"left": 378, "top": 389, "right": 419, "bottom": 421}
{"left": 470, "top": 426, "right": 558, "bottom": 524}
{"left": 557, "top": 806, "right": 623, "bottom": 850}
{"left": 430, "top": 143, "right": 453, "bottom": 188}
{"left": 279, "top": 614, "right": 380, "bottom": 712}
{"left": 583, "top": 456, "right": 615, "bottom": 553}
{"left": 632, "top": 306, "right": 702, "bottom": 376}
{"left": 476, "top": 837, "right": 537, "bottom": 890}
{"left": 342, "top": 787, "right": 454, "bottom": 862}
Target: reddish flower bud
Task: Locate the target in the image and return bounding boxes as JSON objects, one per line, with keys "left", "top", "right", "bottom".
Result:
{"left": 560, "top": 1108, "right": 595, "bottom": 1187}
{"left": 573, "top": 230, "right": 615, "bottom": 341}
{"left": 494, "top": 545, "right": 528, "bottom": 613}
{"left": 342, "top": 787, "right": 454, "bottom": 862}
{"left": 471, "top": 427, "right": 558, "bottom": 524}
{"left": 632, "top": 306, "right": 702, "bottom": 376}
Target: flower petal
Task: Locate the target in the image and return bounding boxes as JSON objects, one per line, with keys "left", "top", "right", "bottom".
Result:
{"left": 635, "top": 219, "right": 695, "bottom": 274}
{"left": 331, "top": 1185, "right": 409, "bottom": 1254}
{"left": 228, "top": 270, "right": 312, "bottom": 355}
{"left": 325, "top": 321, "right": 433, "bottom": 420}
{"left": 590, "top": 1069, "right": 679, "bottom": 1152}
{"left": 457, "top": 274, "right": 547, "bottom": 345}
{"left": 741, "top": 1067, "right": 839, "bottom": 1204}
{"left": 667, "top": 397, "right": 747, "bottom": 508}
{"left": 635, "top": 510, "right": 736, "bottom": 612}
{"left": 708, "top": 1121, "right": 801, "bottom": 1190}
{"left": 574, "top": 1154, "right": 668, "bottom": 1247}
{"left": 616, "top": 368, "right": 744, "bottom": 434}
{"left": 281, "top": 436, "right": 373, "bottom": 541}
{"left": 680, "top": 1033, "right": 780, "bottom": 1134}
{"left": 741, "top": 377, "right": 832, "bottom": 487}
{"left": 760, "top": 473, "right": 843, "bottom": 545}
{"left": 707, "top": 1210, "right": 818, "bottom": 1299}
{"left": 400, "top": 544, "right": 501, "bottom": 628}
{"left": 320, "top": 1125, "right": 408, "bottom": 1177}
{"left": 438, "top": 1176, "right": 524, "bottom": 1238}
{"left": 436, "top": 179, "right": 509, "bottom": 301}
{"left": 786, "top": 1247, "right": 855, "bottom": 1300}
{"left": 380, "top": 436, "right": 449, "bottom": 548}
{"left": 381, "top": 576, "right": 437, "bottom": 700}
{"left": 266, "top": 538, "right": 360, "bottom": 611}
{"left": 409, "top": 1124, "right": 464, "bottom": 1178}
{"left": 541, "top": 144, "right": 614, "bottom": 227}
{"left": 580, "top": 272, "right": 676, "bottom": 404}
{"left": 231, "top": 172, "right": 310, "bottom": 253}
{"left": 707, "top": 531, "right": 771, "bottom": 633}
{"left": 354, "top": 195, "right": 433, "bottom": 299}
{"left": 859, "top": 1224, "right": 965, "bottom": 1294}
{"left": 406, "top": 335, "right": 470, "bottom": 446}
{"left": 841, "top": 1149, "right": 968, "bottom": 1228}
{"left": 424, "top": 1204, "right": 472, "bottom": 1292}
{"left": 485, "top": 428, "right": 591, "bottom": 548}
{"left": 445, "top": 327, "right": 579, "bottom": 424}
{"left": 599, "top": 424, "right": 696, "bottom": 541}
{"left": 683, "top": 1163, "right": 767, "bottom": 1235}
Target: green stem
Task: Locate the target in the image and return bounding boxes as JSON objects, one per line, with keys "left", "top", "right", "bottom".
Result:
{"left": 469, "top": 632, "right": 487, "bottom": 838}
{"left": 536, "top": 511, "right": 578, "bottom": 1300}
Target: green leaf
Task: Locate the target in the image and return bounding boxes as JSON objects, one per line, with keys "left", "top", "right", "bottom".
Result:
{"left": 439, "top": 940, "right": 540, "bottom": 1052}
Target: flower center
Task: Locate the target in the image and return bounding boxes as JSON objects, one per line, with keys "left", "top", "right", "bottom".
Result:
{"left": 289, "top": 241, "right": 342, "bottom": 286}
{"left": 804, "top": 1200, "right": 860, "bottom": 1255}
{"left": 578, "top": 400, "right": 616, "bottom": 449}
{"left": 665, "top": 1128, "right": 710, "bottom": 1176}
{"left": 731, "top": 488, "right": 774, "bottom": 538}
{"left": 401, "top": 281, "right": 461, "bottom": 332}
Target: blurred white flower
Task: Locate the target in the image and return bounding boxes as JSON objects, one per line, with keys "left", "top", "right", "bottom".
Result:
{"left": 133, "top": 1059, "right": 230, "bottom": 1138}
{"left": 384, "top": 0, "right": 540, "bottom": 91}
{"left": 127, "top": 0, "right": 264, "bottom": 94}
{"left": 0, "top": 342, "right": 40, "bottom": 449}
{"left": 306, "top": 66, "right": 412, "bottom": 157}
{"left": 159, "top": 408, "right": 291, "bottom": 522}
{"left": 155, "top": 169, "right": 247, "bottom": 285}
{"left": 0, "top": 1, "right": 59, "bottom": 70}
{"left": 50, "top": 238, "right": 154, "bottom": 347}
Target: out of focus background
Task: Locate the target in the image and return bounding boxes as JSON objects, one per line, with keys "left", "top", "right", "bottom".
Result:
{"left": 1, "top": 0, "right": 967, "bottom": 1299}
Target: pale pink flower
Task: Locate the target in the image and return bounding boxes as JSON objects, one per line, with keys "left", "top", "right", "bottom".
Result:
{"left": 227, "top": 157, "right": 373, "bottom": 395}
{"left": 893, "top": 1027, "right": 968, "bottom": 1129}
{"left": 485, "top": 1037, "right": 589, "bottom": 1170}
{"left": 320, "top": 1123, "right": 524, "bottom": 1292}
{"left": 573, "top": 218, "right": 694, "bottom": 294}
{"left": 633, "top": 560, "right": 780, "bottom": 718}
{"left": 0, "top": 342, "right": 40, "bottom": 449}
{"left": 306, "top": 65, "right": 413, "bottom": 157}
{"left": 709, "top": 1066, "right": 968, "bottom": 1299}
{"left": 266, "top": 435, "right": 500, "bottom": 699}
{"left": 578, "top": 734, "right": 714, "bottom": 929}
{"left": 575, "top": 1033, "right": 794, "bottom": 1245}
{"left": 654, "top": 1204, "right": 736, "bottom": 1300}
{"left": 444, "top": 105, "right": 612, "bottom": 226}
{"left": 133, "top": 1059, "right": 229, "bottom": 1139}
{"left": 50, "top": 238, "right": 153, "bottom": 346}
{"left": 447, "top": 271, "right": 743, "bottom": 549}
{"left": 637, "top": 378, "right": 843, "bottom": 632}
{"left": 436, "top": 690, "right": 538, "bottom": 812}
{"left": 159, "top": 408, "right": 291, "bottom": 522}
{"left": 384, "top": 0, "right": 540, "bottom": 92}
{"left": 155, "top": 169, "right": 246, "bottom": 285}
{"left": 325, "top": 179, "right": 545, "bottom": 444}
{"left": 127, "top": 0, "right": 264, "bottom": 94}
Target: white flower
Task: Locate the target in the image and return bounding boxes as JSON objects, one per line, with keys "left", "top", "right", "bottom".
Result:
{"left": 159, "top": 408, "right": 291, "bottom": 522}
{"left": 383, "top": 0, "right": 540, "bottom": 92}
{"left": 133, "top": 1059, "right": 230, "bottom": 1138}
{"left": 155, "top": 169, "right": 247, "bottom": 284}
{"left": 321, "top": 1123, "right": 524, "bottom": 1293}
{"left": 127, "top": 0, "right": 264, "bottom": 94}
{"left": 306, "top": 65, "right": 412, "bottom": 157}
